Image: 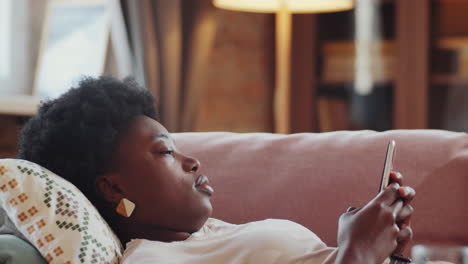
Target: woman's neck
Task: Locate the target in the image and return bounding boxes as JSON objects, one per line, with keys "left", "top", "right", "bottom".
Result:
{"left": 120, "top": 224, "right": 192, "bottom": 244}
{"left": 111, "top": 215, "right": 193, "bottom": 245}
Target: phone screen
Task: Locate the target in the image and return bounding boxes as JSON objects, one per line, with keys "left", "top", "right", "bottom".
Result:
{"left": 379, "top": 140, "right": 396, "bottom": 193}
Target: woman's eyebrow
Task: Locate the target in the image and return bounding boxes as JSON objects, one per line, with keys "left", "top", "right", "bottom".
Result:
{"left": 154, "top": 134, "right": 176, "bottom": 144}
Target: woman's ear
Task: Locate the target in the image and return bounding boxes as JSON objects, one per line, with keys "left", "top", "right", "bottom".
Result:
{"left": 95, "top": 174, "right": 123, "bottom": 204}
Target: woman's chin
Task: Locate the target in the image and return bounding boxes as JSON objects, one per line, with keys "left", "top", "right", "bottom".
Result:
{"left": 189, "top": 205, "right": 212, "bottom": 233}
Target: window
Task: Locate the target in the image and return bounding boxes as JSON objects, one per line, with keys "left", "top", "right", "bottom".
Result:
{"left": 0, "top": 0, "right": 12, "bottom": 79}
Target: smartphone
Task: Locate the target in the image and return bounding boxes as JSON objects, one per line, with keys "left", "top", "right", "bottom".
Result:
{"left": 379, "top": 140, "right": 396, "bottom": 193}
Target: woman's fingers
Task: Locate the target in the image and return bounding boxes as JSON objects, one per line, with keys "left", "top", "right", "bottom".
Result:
{"left": 399, "top": 186, "right": 416, "bottom": 204}
{"left": 389, "top": 171, "right": 416, "bottom": 204}
{"left": 376, "top": 182, "right": 401, "bottom": 205}
{"left": 337, "top": 176, "right": 415, "bottom": 264}
{"left": 394, "top": 226, "right": 413, "bottom": 254}
{"left": 398, "top": 226, "right": 413, "bottom": 241}
{"left": 396, "top": 204, "right": 414, "bottom": 223}
{"left": 389, "top": 171, "right": 403, "bottom": 186}
{"left": 377, "top": 181, "right": 416, "bottom": 210}
{"left": 390, "top": 199, "right": 404, "bottom": 217}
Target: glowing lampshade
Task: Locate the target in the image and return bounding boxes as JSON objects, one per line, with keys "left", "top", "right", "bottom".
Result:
{"left": 213, "top": 0, "right": 354, "bottom": 14}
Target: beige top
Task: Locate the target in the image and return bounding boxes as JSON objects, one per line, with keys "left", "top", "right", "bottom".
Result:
{"left": 121, "top": 218, "right": 339, "bottom": 264}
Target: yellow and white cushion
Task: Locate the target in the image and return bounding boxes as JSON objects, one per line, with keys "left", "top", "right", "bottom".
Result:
{"left": 0, "top": 159, "right": 122, "bottom": 264}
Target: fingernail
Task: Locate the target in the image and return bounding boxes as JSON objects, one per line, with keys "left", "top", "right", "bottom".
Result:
{"left": 398, "top": 187, "right": 407, "bottom": 196}
{"left": 406, "top": 187, "right": 414, "bottom": 195}
{"left": 392, "top": 183, "right": 400, "bottom": 189}
{"left": 397, "top": 172, "right": 403, "bottom": 179}
{"left": 399, "top": 186, "right": 413, "bottom": 196}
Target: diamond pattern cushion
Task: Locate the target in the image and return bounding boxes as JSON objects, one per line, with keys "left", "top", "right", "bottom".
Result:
{"left": 0, "top": 159, "right": 122, "bottom": 264}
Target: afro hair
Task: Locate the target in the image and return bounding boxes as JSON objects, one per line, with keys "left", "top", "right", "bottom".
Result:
{"left": 17, "top": 76, "right": 158, "bottom": 206}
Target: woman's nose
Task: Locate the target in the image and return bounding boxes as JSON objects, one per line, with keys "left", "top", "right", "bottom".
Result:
{"left": 183, "top": 155, "right": 201, "bottom": 173}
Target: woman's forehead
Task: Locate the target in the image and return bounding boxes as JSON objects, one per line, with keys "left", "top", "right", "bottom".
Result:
{"left": 133, "top": 116, "right": 168, "bottom": 135}
{"left": 121, "top": 116, "right": 170, "bottom": 144}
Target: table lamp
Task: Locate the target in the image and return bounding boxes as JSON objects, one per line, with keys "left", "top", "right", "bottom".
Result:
{"left": 213, "top": 0, "right": 354, "bottom": 133}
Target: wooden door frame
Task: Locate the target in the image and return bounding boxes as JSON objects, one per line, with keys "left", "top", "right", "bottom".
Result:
{"left": 290, "top": 14, "right": 319, "bottom": 133}
{"left": 394, "top": 0, "right": 430, "bottom": 129}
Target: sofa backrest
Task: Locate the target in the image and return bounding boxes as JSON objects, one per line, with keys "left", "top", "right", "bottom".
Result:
{"left": 173, "top": 130, "right": 468, "bottom": 249}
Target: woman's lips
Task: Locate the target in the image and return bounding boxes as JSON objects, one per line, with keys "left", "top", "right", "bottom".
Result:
{"left": 195, "top": 175, "right": 214, "bottom": 196}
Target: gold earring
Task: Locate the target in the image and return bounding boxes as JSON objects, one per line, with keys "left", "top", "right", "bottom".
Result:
{"left": 116, "top": 198, "right": 135, "bottom": 218}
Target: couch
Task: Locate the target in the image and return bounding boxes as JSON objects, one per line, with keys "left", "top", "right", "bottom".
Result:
{"left": 1, "top": 129, "right": 468, "bottom": 263}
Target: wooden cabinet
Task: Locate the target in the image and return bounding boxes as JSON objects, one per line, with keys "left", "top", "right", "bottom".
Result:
{"left": 300, "top": 0, "right": 468, "bottom": 132}
{"left": 311, "top": 1, "right": 397, "bottom": 131}
{"left": 429, "top": 0, "right": 468, "bottom": 131}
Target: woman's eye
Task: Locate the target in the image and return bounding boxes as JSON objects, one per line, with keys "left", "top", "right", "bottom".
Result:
{"left": 160, "top": 150, "right": 174, "bottom": 156}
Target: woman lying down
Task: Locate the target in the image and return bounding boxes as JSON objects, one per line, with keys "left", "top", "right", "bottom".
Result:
{"left": 18, "top": 76, "right": 416, "bottom": 264}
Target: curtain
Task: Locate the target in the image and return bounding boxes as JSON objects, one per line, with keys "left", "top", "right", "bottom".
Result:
{"left": 120, "top": 0, "right": 217, "bottom": 132}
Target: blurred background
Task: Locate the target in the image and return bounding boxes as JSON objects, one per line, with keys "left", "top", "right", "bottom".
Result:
{"left": 1, "top": 0, "right": 468, "bottom": 158}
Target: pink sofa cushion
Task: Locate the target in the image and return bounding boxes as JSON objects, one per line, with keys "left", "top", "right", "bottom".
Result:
{"left": 173, "top": 130, "right": 468, "bottom": 248}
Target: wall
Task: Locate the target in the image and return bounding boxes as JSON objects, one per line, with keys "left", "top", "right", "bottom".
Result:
{"left": 194, "top": 10, "right": 275, "bottom": 132}
{"left": 0, "top": 116, "right": 20, "bottom": 158}
{"left": 0, "top": 8, "right": 276, "bottom": 155}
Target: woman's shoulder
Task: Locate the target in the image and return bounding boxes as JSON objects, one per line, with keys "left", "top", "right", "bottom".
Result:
{"left": 121, "top": 218, "right": 330, "bottom": 264}
{"left": 124, "top": 218, "right": 320, "bottom": 249}
{"left": 243, "top": 218, "right": 313, "bottom": 232}
{"left": 205, "top": 218, "right": 315, "bottom": 235}
{"left": 124, "top": 218, "right": 314, "bottom": 246}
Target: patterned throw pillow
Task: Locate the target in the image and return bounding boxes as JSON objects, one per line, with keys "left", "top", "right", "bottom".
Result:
{"left": 0, "top": 159, "right": 122, "bottom": 263}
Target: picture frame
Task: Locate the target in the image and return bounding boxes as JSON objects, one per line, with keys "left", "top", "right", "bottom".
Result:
{"left": 33, "top": 0, "right": 110, "bottom": 99}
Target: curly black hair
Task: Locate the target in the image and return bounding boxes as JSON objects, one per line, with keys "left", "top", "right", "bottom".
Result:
{"left": 17, "top": 76, "right": 158, "bottom": 210}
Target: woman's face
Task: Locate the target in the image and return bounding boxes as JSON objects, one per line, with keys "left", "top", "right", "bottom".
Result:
{"left": 109, "top": 115, "right": 213, "bottom": 233}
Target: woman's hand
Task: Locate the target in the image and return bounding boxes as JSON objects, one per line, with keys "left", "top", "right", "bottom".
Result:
{"left": 389, "top": 172, "right": 415, "bottom": 254}
{"left": 335, "top": 172, "right": 416, "bottom": 264}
